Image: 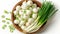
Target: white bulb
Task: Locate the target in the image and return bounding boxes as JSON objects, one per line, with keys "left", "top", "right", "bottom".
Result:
{"left": 16, "top": 15, "right": 20, "bottom": 18}
{"left": 29, "top": 7, "right": 32, "bottom": 10}
{"left": 33, "top": 8, "right": 38, "bottom": 13}
{"left": 22, "top": 1, "right": 27, "bottom": 9}
{"left": 21, "top": 25, "right": 26, "bottom": 30}
{"left": 28, "top": 18, "right": 34, "bottom": 23}
{"left": 23, "top": 14, "right": 29, "bottom": 20}
{"left": 20, "top": 20, "right": 25, "bottom": 26}
{"left": 22, "top": 1, "right": 26, "bottom": 5}
{"left": 27, "top": 0, "right": 33, "bottom": 6}
{"left": 14, "top": 10, "right": 18, "bottom": 15}
{"left": 26, "top": 18, "right": 34, "bottom": 26}
{"left": 14, "top": 20, "right": 19, "bottom": 24}
{"left": 26, "top": 10, "right": 32, "bottom": 15}
{"left": 19, "top": 10, "right": 23, "bottom": 15}
{"left": 26, "top": 22, "right": 30, "bottom": 26}
{"left": 37, "top": 7, "right": 39, "bottom": 10}
{"left": 34, "top": 4, "right": 37, "bottom": 7}
{"left": 14, "top": 10, "right": 17, "bottom": 15}
{"left": 16, "top": 6, "right": 21, "bottom": 11}
{"left": 21, "top": 4, "right": 27, "bottom": 9}
{"left": 20, "top": 15, "right": 23, "bottom": 19}
{"left": 32, "top": 4, "right": 37, "bottom": 8}
{"left": 32, "top": 14, "right": 37, "bottom": 19}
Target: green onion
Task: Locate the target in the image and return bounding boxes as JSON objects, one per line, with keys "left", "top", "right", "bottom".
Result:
{"left": 1, "top": 15, "right": 5, "bottom": 18}
{"left": 6, "top": 18, "right": 10, "bottom": 20}
{"left": 7, "top": 22, "right": 10, "bottom": 24}
{"left": 2, "top": 20, "right": 6, "bottom": 23}
{"left": 25, "top": 1, "right": 58, "bottom": 32}
{"left": 4, "top": 10, "right": 9, "bottom": 14}
{"left": 2, "top": 24, "right": 7, "bottom": 29}
{"left": 10, "top": 30, "right": 13, "bottom": 33}
{"left": 9, "top": 24, "right": 15, "bottom": 33}
{"left": 1, "top": 10, "right": 15, "bottom": 33}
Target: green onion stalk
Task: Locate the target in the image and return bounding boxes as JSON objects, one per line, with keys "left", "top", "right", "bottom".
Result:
{"left": 23, "top": 1, "right": 58, "bottom": 33}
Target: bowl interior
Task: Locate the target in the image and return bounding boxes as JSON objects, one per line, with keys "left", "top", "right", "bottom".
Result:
{"left": 11, "top": 0, "right": 44, "bottom": 34}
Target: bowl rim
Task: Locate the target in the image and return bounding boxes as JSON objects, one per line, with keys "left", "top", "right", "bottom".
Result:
{"left": 11, "top": 0, "right": 46, "bottom": 34}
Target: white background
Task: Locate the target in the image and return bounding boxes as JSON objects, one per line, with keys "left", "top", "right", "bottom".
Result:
{"left": 0, "top": 0, "right": 60, "bottom": 34}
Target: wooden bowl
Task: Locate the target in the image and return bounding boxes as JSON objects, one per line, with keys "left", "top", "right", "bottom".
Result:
{"left": 11, "top": 0, "right": 46, "bottom": 34}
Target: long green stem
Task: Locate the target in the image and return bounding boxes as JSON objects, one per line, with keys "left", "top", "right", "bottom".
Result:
{"left": 24, "top": 1, "right": 58, "bottom": 33}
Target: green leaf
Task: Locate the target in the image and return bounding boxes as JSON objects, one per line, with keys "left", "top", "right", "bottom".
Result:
{"left": 26, "top": 1, "right": 58, "bottom": 32}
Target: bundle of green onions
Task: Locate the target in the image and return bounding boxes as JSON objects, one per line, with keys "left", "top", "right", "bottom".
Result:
{"left": 23, "top": 1, "right": 58, "bottom": 33}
